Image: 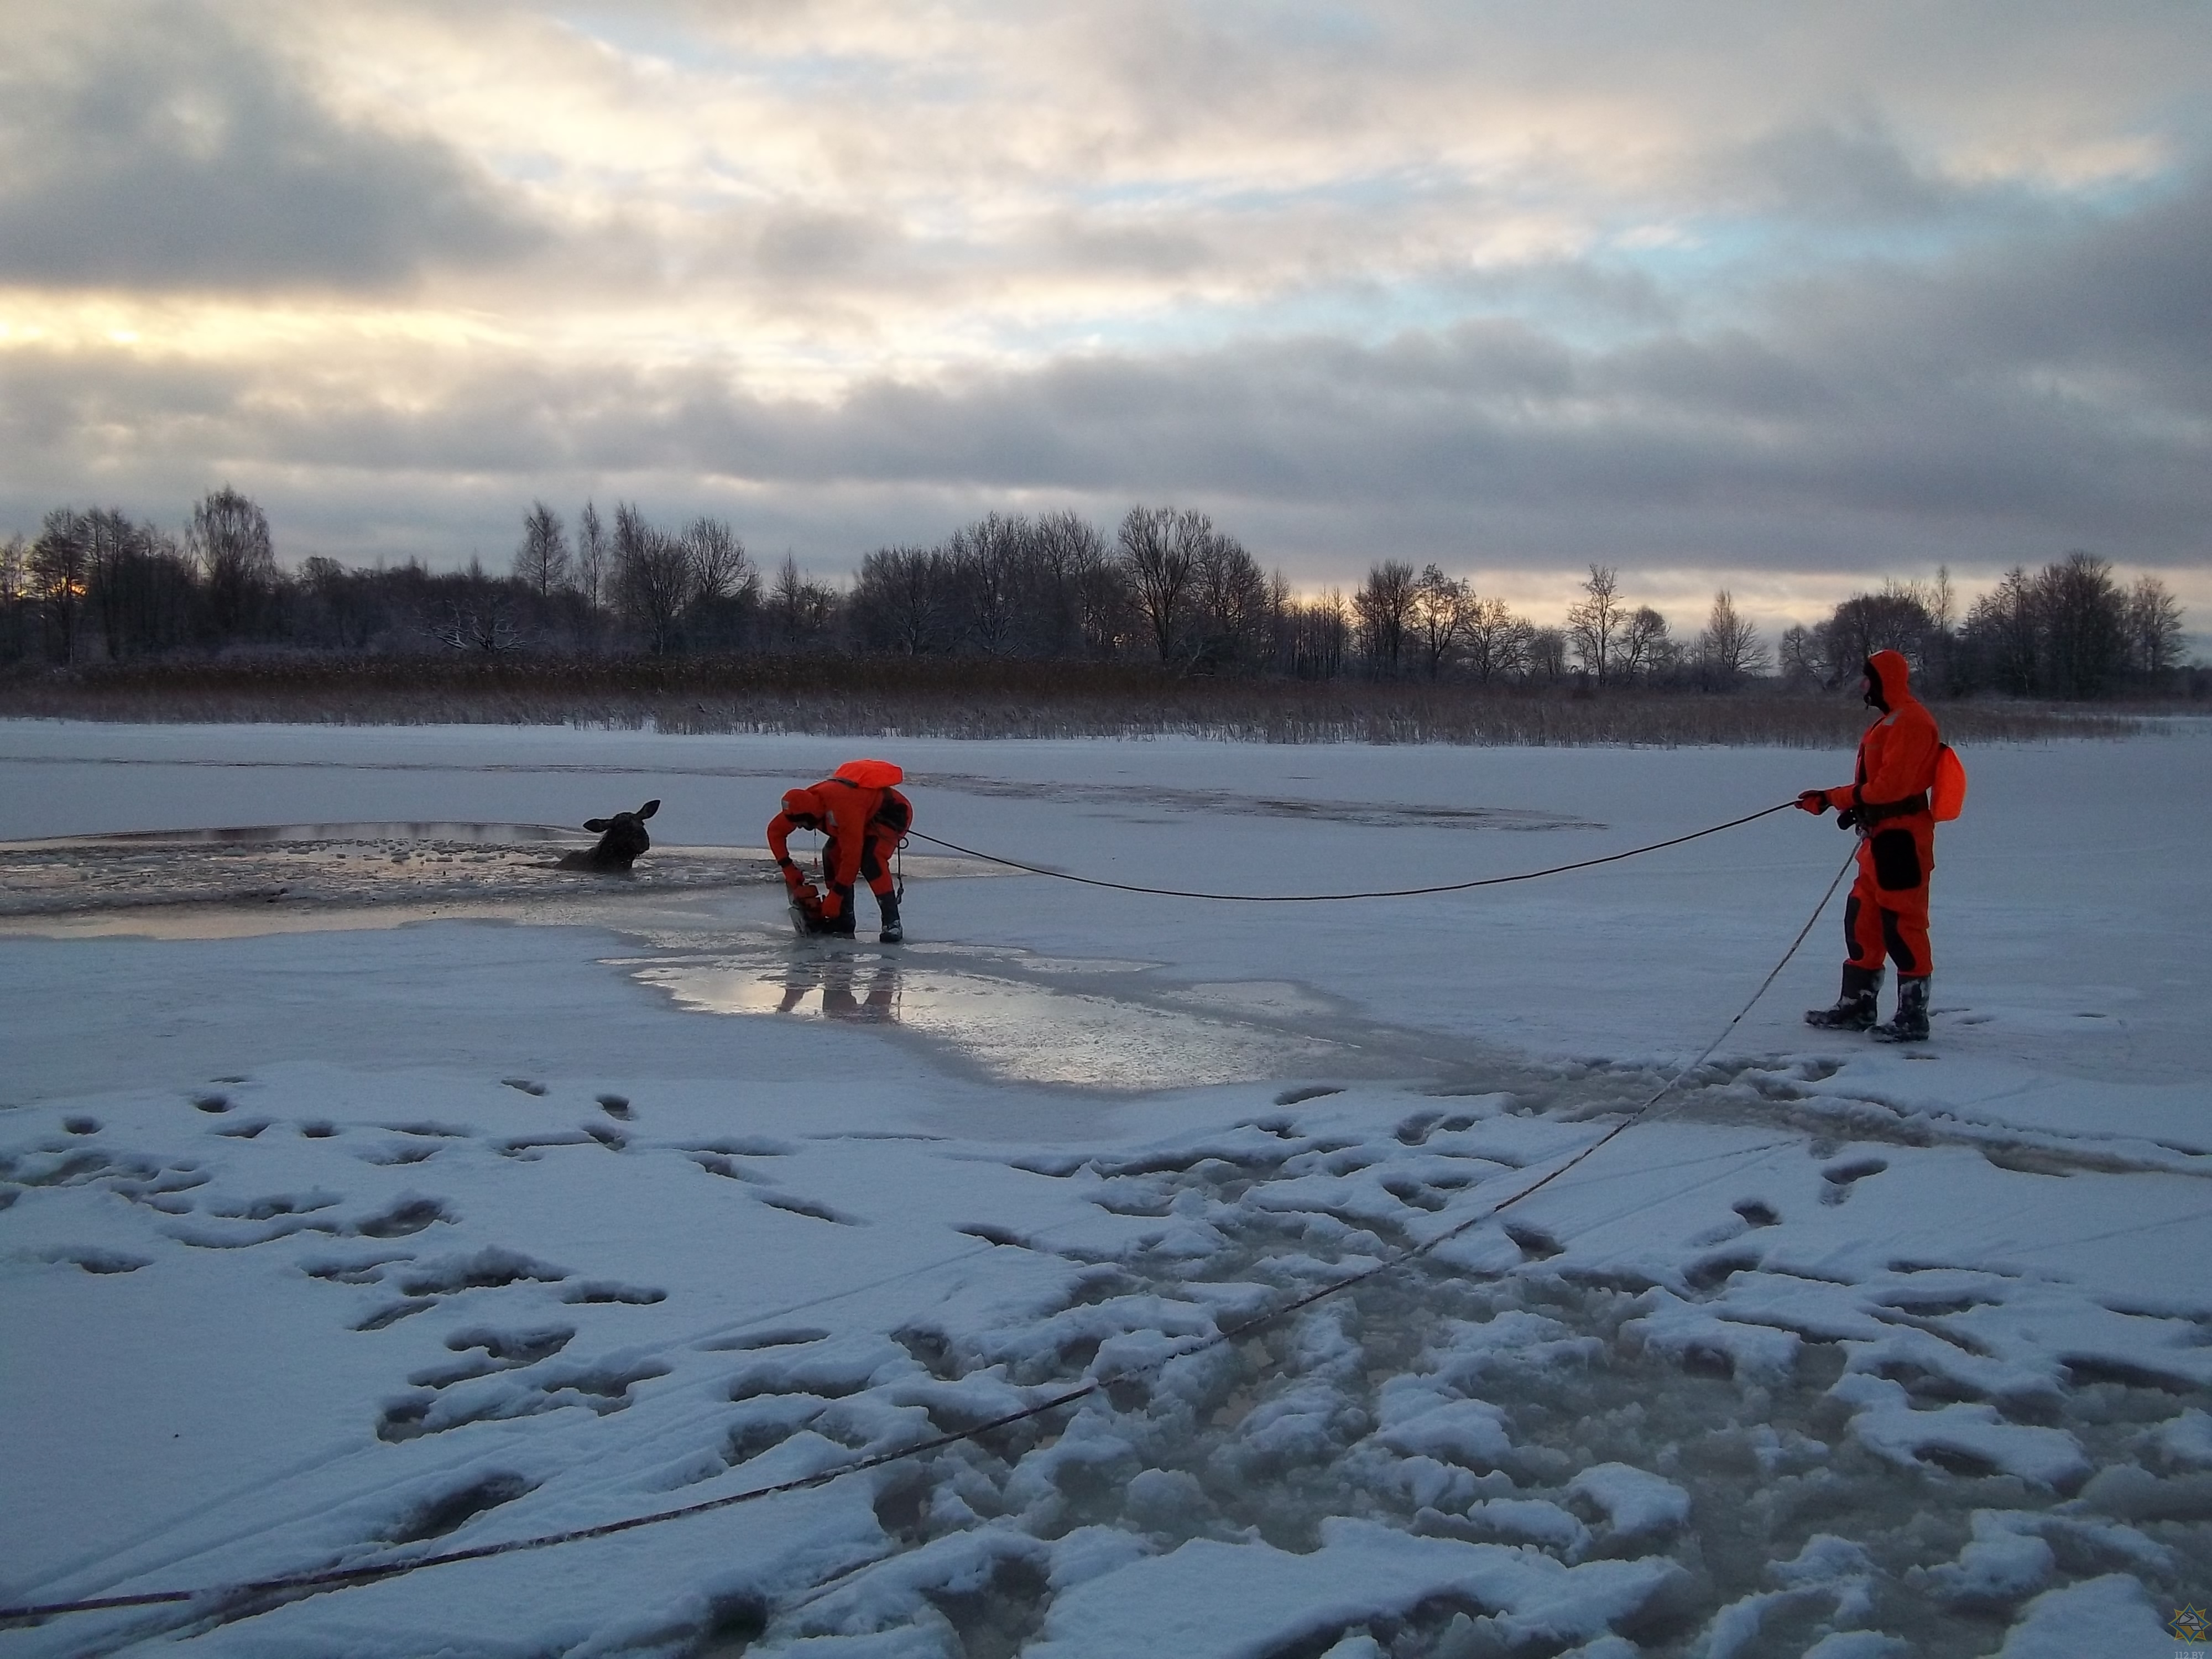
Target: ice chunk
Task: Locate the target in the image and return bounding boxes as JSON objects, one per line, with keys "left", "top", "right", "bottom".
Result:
{"left": 1768, "top": 1533, "right": 1872, "bottom": 1585}
{"left": 1379, "top": 1453, "right": 1477, "bottom": 1513}
{"left": 1464, "top": 1496, "right": 1591, "bottom": 1557}
{"left": 1124, "top": 1468, "right": 1211, "bottom": 1532}
{"left": 1702, "top": 1590, "right": 1796, "bottom": 1659}
{"left": 1918, "top": 1525, "right": 2053, "bottom": 1609}
{"left": 1828, "top": 1374, "right": 2088, "bottom": 1489}
{"left": 1428, "top": 1309, "right": 1604, "bottom": 1382}
{"left": 1997, "top": 1573, "right": 2166, "bottom": 1657}
{"left": 1376, "top": 1397, "right": 1515, "bottom": 1469}
{"left": 1029, "top": 1518, "right": 1682, "bottom": 1658}
{"left": 1568, "top": 1462, "right": 1691, "bottom": 1540}
{"left": 2154, "top": 1405, "right": 2212, "bottom": 1470}
{"left": 1048, "top": 1525, "right": 1154, "bottom": 1590}
{"left": 1623, "top": 1293, "right": 1801, "bottom": 1382}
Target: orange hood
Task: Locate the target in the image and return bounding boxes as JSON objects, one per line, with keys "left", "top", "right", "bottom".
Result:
{"left": 1866, "top": 649, "right": 1915, "bottom": 712}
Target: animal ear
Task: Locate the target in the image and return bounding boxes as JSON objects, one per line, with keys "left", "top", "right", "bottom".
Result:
{"left": 640, "top": 800, "right": 661, "bottom": 818}
{"left": 583, "top": 818, "right": 611, "bottom": 832}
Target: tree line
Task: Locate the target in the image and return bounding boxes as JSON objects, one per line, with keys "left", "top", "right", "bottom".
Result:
{"left": 1, "top": 489, "right": 2193, "bottom": 700}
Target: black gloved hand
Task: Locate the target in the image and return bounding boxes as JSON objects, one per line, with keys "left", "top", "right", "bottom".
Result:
{"left": 1835, "top": 807, "right": 1859, "bottom": 831}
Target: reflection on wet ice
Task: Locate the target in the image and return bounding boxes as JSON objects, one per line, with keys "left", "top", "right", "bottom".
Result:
{"left": 628, "top": 945, "right": 1348, "bottom": 1091}
{"left": 771, "top": 953, "right": 901, "bottom": 1021}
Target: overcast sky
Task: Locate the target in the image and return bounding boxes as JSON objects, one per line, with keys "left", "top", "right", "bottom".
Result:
{"left": 3, "top": 0, "right": 2208, "bottom": 628}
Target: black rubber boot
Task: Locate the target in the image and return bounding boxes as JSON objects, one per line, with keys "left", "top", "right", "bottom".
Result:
{"left": 878, "top": 891, "right": 902, "bottom": 944}
{"left": 1871, "top": 975, "right": 1931, "bottom": 1043}
{"left": 1806, "top": 965, "right": 1882, "bottom": 1030}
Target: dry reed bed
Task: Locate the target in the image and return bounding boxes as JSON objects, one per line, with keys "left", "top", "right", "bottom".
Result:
{"left": 0, "top": 657, "right": 2148, "bottom": 748}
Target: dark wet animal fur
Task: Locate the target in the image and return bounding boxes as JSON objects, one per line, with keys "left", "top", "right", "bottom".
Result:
{"left": 557, "top": 800, "right": 659, "bottom": 872}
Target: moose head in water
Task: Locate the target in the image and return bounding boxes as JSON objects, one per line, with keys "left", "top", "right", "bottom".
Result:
{"left": 557, "top": 799, "right": 660, "bottom": 872}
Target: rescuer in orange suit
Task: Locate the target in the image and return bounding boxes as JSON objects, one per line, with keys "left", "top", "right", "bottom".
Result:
{"left": 766, "top": 759, "right": 911, "bottom": 942}
{"left": 1796, "top": 649, "right": 1941, "bottom": 1042}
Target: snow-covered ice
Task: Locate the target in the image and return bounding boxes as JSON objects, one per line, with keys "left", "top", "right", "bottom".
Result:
{"left": 2, "top": 718, "right": 2207, "bottom": 1656}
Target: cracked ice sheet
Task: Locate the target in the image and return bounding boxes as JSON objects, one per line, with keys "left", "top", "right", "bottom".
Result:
{"left": 4, "top": 721, "right": 2211, "bottom": 1655}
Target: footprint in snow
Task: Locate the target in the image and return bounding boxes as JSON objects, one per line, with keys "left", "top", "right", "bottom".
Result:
{"left": 1819, "top": 1155, "right": 1888, "bottom": 1205}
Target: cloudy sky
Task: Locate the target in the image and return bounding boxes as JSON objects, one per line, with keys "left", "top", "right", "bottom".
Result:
{"left": 3, "top": 0, "right": 2208, "bottom": 627}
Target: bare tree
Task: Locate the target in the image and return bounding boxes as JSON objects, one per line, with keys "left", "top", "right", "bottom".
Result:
{"left": 1048, "top": 515, "right": 1130, "bottom": 657}
{"left": 612, "top": 502, "right": 692, "bottom": 654}
{"left": 768, "top": 554, "right": 837, "bottom": 647}
{"left": 1925, "top": 566, "right": 1957, "bottom": 634}
{"left": 1353, "top": 559, "right": 1417, "bottom": 676}
{"left": 575, "top": 500, "right": 608, "bottom": 612}
{"left": 30, "top": 508, "right": 90, "bottom": 663}
{"left": 952, "top": 512, "right": 1026, "bottom": 656}
{"left": 514, "top": 502, "right": 571, "bottom": 601}
{"left": 1410, "top": 565, "right": 1470, "bottom": 679}
{"left": 189, "top": 486, "right": 277, "bottom": 640}
{"left": 1275, "top": 586, "right": 1349, "bottom": 680}
{"left": 1816, "top": 586, "right": 1936, "bottom": 682}
{"left": 1616, "top": 605, "right": 1673, "bottom": 680}
{"left": 1118, "top": 505, "right": 1208, "bottom": 662}
{"left": 1965, "top": 567, "right": 2038, "bottom": 695}
{"left": 2126, "top": 575, "right": 2187, "bottom": 675}
{"left": 1031, "top": 510, "right": 1112, "bottom": 655}
{"left": 1190, "top": 534, "right": 1269, "bottom": 669}
{"left": 79, "top": 509, "right": 195, "bottom": 661}
{"left": 683, "top": 517, "right": 752, "bottom": 604}
{"left": 852, "top": 545, "right": 953, "bottom": 654}
{"left": 1526, "top": 625, "right": 1568, "bottom": 681}
{"left": 1461, "top": 595, "right": 1532, "bottom": 683}
{"left": 2033, "top": 551, "right": 2126, "bottom": 699}
{"left": 1777, "top": 623, "right": 1821, "bottom": 687}
{"left": 1565, "top": 564, "right": 1625, "bottom": 682}
{"left": 1697, "top": 589, "right": 1767, "bottom": 686}
{"left": 82, "top": 508, "right": 141, "bottom": 662}
{"left": 0, "top": 535, "right": 30, "bottom": 662}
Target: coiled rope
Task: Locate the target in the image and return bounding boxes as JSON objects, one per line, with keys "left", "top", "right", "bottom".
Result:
{"left": 905, "top": 800, "right": 1799, "bottom": 901}
{"left": 1, "top": 830, "right": 1849, "bottom": 1630}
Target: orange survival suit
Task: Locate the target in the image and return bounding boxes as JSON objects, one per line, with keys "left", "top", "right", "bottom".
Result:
{"left": 1797, "top": 649, "right": 1941, "bottom": 1041}
{"left": 766, "top": 758, "right": 911, "bottom": 940}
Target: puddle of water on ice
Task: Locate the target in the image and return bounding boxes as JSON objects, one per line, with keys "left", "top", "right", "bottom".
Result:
{"left": 627, "top": 945, "right": 1348, "bottom": 1091}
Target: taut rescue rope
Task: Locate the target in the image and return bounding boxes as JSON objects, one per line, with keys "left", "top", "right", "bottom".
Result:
{"left": 906, "top": 800, "right": 1799, "bottom": 901}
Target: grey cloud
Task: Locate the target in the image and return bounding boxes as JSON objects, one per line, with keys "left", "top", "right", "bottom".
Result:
{"left": 751, "top": 207, "right": 901, "bottom": 281}
{"left": 0, "top": 4, "right": 541, "bottom": 290}
{"left": 1713, "top": 122, "right": 1965, "bottom": 224}
{"left": 1037, "top": 215, "right": 1216, "bottom": 281}
{"left": 7, "top": 158, "right": 2208, "bottom": 579}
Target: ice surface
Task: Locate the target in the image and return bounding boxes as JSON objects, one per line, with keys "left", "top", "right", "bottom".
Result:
{"left": 1995, "top": 1572, "right": 2169, "bottom": 1655}
{"left": 3, "top": 720, "right": 2209, "bottom": 1655}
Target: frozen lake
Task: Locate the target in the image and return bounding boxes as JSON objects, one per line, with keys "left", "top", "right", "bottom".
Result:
{"left": 2, "top": 719, "right": 2208, "bottom": 1657}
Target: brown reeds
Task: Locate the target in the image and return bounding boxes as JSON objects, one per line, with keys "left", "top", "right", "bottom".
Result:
{"left": 0, "top": 656, "right": 2148, "bottom": 747}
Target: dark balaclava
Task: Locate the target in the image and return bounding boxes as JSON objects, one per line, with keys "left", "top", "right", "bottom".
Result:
{"left": 1861, "top": 658, "right": 1890, "bottom": 712}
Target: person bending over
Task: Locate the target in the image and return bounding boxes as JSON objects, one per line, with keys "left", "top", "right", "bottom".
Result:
{"left": 766, "top": 758, "right": 911, "bottom": 942}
